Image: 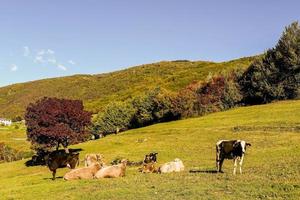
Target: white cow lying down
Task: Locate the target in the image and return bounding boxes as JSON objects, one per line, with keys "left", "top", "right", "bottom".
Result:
{"left": 158, "top": 158, "right": 184, "bottom": 173}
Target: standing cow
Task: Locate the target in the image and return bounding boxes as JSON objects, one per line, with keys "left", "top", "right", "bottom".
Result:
{"left": 216, "top": 140, "right": 251, "bottom": 174}
{"left": 45, "top": 150, "right": 80, "bottom": 180}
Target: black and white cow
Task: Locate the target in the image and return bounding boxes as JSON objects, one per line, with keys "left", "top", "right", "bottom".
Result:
{"left": 143, "top": 152, "right": 158, "bottom": 164}
{"left": 216, "top": 140, "right": 251, "bottom": 174}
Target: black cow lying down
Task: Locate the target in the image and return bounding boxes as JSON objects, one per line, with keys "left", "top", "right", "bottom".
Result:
{"left": 44, "top": 150, "right": 79, "bottom": 180}
{"left": 216, "top": 140, "right": 251, "bottom": 175}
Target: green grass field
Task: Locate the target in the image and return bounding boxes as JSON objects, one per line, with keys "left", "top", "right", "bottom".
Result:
{"left": 0, "top": 123, "right": 28, "bottom": 152}
{"left": 0, "top": 100, "right": 299, "bottom": 200}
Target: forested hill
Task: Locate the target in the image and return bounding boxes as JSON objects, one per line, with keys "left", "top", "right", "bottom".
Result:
{"left": 0, "top": 56, "right": 256, "bottom": 118}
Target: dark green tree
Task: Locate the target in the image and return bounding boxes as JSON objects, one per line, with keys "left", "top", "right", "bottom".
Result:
{"left": 239, "top": 21, "right": 300, "bottom": 104}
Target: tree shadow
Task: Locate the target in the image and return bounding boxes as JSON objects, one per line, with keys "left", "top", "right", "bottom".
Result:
{"left": 25, "top": 148, "right": 83, "bottom": 167}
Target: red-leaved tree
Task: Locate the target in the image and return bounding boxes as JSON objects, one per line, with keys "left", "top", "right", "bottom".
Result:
{"left": 25, "top": 97, "right": 92, "bottom": 152}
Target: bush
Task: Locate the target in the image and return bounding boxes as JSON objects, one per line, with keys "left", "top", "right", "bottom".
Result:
{"left": 93, "top": 101, "right": 135, "bottom": 135}
{"left": 0, "top": 143, "right": 33, "bottom": 163}
{"left": 196, "top": 73, "right": 242, "bottom": 115}
{"left": 131, "top": 88, "right": 179, "bottom": 128}
{"left": 151, "top": 88, "right": 180, "bottom": 122}
{"left": 174, "top": 81, "right": 201, "bottom": 118}
{"left": 93, "top": 88, "right": 180, "bottom": 134}
{"left": 12, "top": 116, "right": 23, "bottom": 122}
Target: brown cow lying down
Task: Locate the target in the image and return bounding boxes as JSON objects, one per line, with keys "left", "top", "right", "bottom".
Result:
{"left": 140, "top": 162, "right": 158, "bottom": 173}
{"left": 84, "top": 153, "right": 105, "bottom": 167}
{"left": 95, "top": 159, "right": 127, "bottom": 178}
{"left": 63, "top": 163, "right": 102, "bottom": 180}
{"left": 158, "top": 158, "right": 184, "bottom": 173}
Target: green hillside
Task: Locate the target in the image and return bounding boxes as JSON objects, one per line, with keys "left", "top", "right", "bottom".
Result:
{"left": 0, "top": 100, "right": 299, "bottom": 199}
{"left": 0, "top": 57, "right": 255, "bottom": 118}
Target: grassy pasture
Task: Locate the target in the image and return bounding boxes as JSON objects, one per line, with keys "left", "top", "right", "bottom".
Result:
{"left": 0, "top": 100, "right": 299, "bottom": 199}
{"left": 0, "top": 123, "right": 28, "bottom": 152}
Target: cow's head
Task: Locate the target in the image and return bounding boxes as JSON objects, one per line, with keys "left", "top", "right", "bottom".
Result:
{"left": 143, "top": 152, "right": 158, "bottom": 163}
{"left": 96, "top": 154, "right": 103, "bottom": 161}
{"left": 234, "top": 141, "right": 251, "bottom": 155}
{"left": 67, "top": 153, "right": 79, "bottom": 169}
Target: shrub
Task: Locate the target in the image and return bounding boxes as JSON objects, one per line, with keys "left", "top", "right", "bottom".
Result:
{"left": 196, "top": 73, "right": 242, "bottom": 115}
{"left": 174, "top": 81, "right": 201, "bottom": 118}
{"left": 12, "top": 116, "right": 23, "bottom": 122}
{"left": 93, "top": 101, "right": 135, "bottom": 135}
{"left": 131, "top": 88, "right": 179, "bottom": 127}
{"left": 151, "top": 88, "right": 180, "bottom": 122}
{"left": 0, "top": 143, "right": 33, "bottom": 163}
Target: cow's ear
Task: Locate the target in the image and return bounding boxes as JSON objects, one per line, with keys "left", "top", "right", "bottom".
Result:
{"left": 246, "top": 143, "right": 251, "bottom": 146}
{"left": 96, "top": 154, "right": 101, "bottom": 160}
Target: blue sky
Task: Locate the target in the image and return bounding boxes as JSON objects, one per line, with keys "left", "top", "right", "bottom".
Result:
{"left": 0, "top": 0, "right": 300, "bottom": 87}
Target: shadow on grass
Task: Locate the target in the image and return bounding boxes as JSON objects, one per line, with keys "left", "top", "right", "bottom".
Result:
{"left": 189, "top": 169, "right": 219, "bottom": 174}
{"left": 43, "top": 176, "right": 64, "bottom": 180}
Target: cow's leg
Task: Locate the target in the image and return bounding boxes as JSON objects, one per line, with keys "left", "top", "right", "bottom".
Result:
{"left": 239, "top": 155, "right": 244, "bottom": 174}
{"left": 218, "top": 158, "right": 224, "bottom": 173}
{"left": 216, "top": 146, "right": 219, "bottom": 170}
{"left": 233, "top": 158, "right": 238, "bottom": 175}
{"left": 52, "top": 170, "right": 56, "bottom": 180}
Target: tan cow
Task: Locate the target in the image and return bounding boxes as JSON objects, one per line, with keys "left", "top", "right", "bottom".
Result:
{"left": 140, "top": 162, "right": 158, "bottom": 173}
{"left": 63, "top": 163, "right": 102, "bottom": 180}
{"left": 94, "top": 159, "right": 127, "bottom": 178}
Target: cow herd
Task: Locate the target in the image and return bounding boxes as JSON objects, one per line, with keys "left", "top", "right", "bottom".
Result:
{"left": 44, "top": 139, "right": 251, "bottom": 180}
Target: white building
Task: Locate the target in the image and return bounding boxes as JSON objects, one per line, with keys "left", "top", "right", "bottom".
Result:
{"left": 0, "top": 118, "right": 12, "bottom": 126}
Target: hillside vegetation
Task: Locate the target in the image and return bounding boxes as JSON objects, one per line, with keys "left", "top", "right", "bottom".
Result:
{"left": 0, "top": 100, "right": 299, "bottom": 199}
{"left": 0, "top": 57, "right": 255, "bottom": 118}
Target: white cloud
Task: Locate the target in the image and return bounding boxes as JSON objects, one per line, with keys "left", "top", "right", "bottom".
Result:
{"left": 25, "top": 47, "right": 73, "bottom": 72}
{"left": 47, "top": 49, "right": 55, "bottom": 54}
{"left": 57, "top": 64, "right": 67, "bottom": 71}
{"left": 37, "top": 50, "right": 46, "bottom": 56}
{"left": 23, "top": 46, "right": 30, "bottom": 57}
{"left": 48, "top": 58, "right": 57, "bottom": 64}
{"left": 10, "top": 64, "right": 18, "bottom": 72}
{"left": 68, "top": 60, "right": 76, "bottom": 65}
{"left": 34, "top": 55, "right": 45, "bottom": 63}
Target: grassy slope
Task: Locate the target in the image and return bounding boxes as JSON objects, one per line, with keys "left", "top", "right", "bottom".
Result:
{"left": 0, "top": 124, "right": 28, "bottom": 152}
{"left": 0, "top": 57, "right": 255, "bottom": 118}
{"left": 0, "top": 100, "right": 299, "bottom": 200}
